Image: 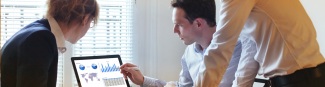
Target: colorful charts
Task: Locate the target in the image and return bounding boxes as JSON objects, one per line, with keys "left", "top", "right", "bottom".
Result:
{"left": 74, "top": 58, "right": 127, "bottom": 87}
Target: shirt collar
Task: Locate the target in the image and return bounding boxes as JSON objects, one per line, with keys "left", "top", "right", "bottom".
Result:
{"left": 47, "top": 16, "right": 67, "bottom": 53}
{"left": 194, "top": 43, "right": 205, "bottom": 53}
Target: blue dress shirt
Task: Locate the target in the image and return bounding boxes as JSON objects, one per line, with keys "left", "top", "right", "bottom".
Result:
{"left": 141, "top": 40, "right": 242, "bottom": 87}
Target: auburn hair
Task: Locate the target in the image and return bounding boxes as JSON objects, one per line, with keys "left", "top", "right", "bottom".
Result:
{"left": 46, "top": 0, "right": 99, "bottom": 26}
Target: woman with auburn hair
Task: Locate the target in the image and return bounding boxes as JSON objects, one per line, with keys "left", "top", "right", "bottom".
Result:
{"left": 1, "top": 0, "right": 99, "bottom": 87}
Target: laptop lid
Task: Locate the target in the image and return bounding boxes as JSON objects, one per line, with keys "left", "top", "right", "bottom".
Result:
{"left": 71, "top": 55, "right": 131, "bottom": 87}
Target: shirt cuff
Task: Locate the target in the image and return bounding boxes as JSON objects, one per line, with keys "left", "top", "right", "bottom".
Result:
{"left": 141, "top": 76, "right": 166, "bottom": 87}
{"left": 141, "top": 76, "right": 156, "bottom": 87}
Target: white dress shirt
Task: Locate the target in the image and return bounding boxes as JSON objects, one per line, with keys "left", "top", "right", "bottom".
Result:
{"left": 195, "top": 0, "right": 325, "bottom": 87}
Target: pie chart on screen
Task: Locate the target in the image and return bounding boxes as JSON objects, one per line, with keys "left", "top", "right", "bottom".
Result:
{"left": 79, "top": 64, "right": 85, "bottom": 70}
{"left": 92, "top": 63, "right": 97, "bottom": 69}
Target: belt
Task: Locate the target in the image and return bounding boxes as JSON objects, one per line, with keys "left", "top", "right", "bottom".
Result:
{"left": 270, "top": 62, "right": 325, "bottom": 87}
{"left": 255, "top": 78, "right": 271, "bottom": 87}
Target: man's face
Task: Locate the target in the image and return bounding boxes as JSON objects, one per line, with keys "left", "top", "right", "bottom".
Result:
{"left": 172, "top": 7, "right": 199, "bottom": 45}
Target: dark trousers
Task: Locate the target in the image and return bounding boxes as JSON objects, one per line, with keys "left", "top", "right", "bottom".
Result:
{"left": 270, "top": 62, "right": 325, "bottom": 87}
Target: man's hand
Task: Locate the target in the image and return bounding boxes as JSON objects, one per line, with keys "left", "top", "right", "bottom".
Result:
{"left": 120, "top": 63, "right": 144, "bottom": 85}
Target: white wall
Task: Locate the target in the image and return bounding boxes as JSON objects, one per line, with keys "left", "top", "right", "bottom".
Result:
{"left": 155, "top": 0, "right": 187, "bottom": 82}
{"left": 134, "top": 0, "right": 185, "bottom": 83}
{"left": 300, "top": 0, "right": 325, "bottom": 57}
{"left": 134, "top": 0, "right": 325, "bottom": 87}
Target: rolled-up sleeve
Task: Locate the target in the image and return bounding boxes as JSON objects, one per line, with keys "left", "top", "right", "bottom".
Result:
{"left": 194, "top": 0, "right": 256, "bottom": 86}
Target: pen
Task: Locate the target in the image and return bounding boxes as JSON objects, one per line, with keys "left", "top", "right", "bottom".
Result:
{"left": 114, "top": 67, "right": 139, "bottom": 71}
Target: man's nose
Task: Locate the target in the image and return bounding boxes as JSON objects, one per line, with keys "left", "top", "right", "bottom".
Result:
{"left": 173, "top": 25, "right": 179, "bottom": 34}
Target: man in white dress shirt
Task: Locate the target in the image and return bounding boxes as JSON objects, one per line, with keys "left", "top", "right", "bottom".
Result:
{"left": 196, "top": 0, "right": 325, "bottom": 87}
{"left": 119, "top": 0, "right": 245, "bottom": 87}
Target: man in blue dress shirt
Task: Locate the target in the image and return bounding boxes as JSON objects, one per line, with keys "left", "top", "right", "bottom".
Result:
{"left": 119, "top": 0, "right": 245, "bottom": 87}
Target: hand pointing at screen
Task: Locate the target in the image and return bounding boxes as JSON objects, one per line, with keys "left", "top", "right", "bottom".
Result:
{"left": 120, "top": 63, "right": 144, "bottom": 85}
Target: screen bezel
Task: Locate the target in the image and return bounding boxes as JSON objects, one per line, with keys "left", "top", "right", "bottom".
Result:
{"left": 71, "top": 55, "right": 131, "bottom": 87}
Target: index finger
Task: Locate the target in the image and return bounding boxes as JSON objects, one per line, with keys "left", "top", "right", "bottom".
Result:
{"left": 120, "top": 63, "right": 137, "bottom": 69}
{"left": 120, "top": 69, "right": 128, "bottom": 79}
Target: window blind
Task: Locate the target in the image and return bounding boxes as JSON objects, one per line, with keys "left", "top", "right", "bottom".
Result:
{"left": 72, "top": 0, "right": 134, "bottom": 86}
{"left": 1, "top": 0, "right": 63, "bottom": 87}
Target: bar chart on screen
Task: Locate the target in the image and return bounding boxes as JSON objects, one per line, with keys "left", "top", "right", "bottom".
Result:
{"left": 101, "top": 63, "right": 121, "bottom": 72}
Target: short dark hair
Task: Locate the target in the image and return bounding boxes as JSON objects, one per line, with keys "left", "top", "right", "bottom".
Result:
{"left": 172, "top": 0, "right": 216, "bottom": 27}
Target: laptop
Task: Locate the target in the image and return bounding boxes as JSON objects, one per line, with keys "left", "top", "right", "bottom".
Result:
{"left": 71, "top": 55, "right": 131, "bottom": 87}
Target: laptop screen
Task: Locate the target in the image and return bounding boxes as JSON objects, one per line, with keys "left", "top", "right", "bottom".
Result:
{"left": 71, "top": 55, "right": 130, "bottom": 87}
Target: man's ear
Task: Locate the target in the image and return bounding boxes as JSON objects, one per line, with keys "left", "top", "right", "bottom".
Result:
{"left": 82, "top": 14, "right": 91, "bottom": 26}
{"left": 194, "top": 18, "right": 204, "bottom": 30}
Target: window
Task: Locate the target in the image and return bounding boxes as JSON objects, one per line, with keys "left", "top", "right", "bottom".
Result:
{"left": 1, "top": 0, "right": 134, "bottom": 87}
{"left": 1, "top": 0, "right": 47, "bottom": 46}
{"left": 73, "top": 0, "right": 134, "bottom": 63}
{"left": 72, "top": 0, "right": 134, "bottom": 86}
